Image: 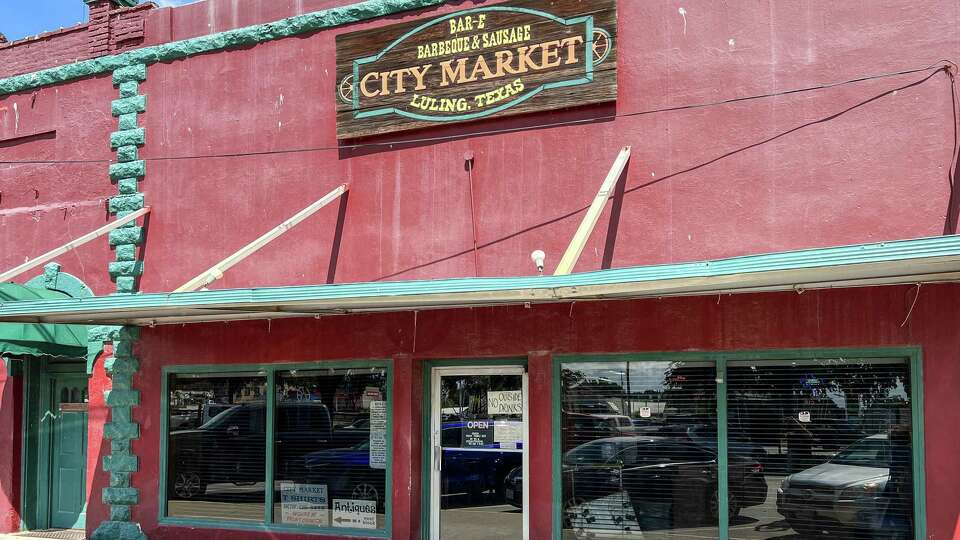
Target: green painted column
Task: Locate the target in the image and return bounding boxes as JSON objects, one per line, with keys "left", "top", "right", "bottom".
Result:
{"left": 91, "top": 64, "right": 148, "bottom": 540}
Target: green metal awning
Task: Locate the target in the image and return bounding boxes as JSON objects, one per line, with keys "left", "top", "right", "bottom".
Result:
{"left": 0, "top": 235, "right": 959, "bottom": 327}
{"left": 0, "top": 283, "right": 87, "bottom": 358}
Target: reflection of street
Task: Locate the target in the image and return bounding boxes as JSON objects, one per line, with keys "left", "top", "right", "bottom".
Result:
{"left": 167, "top": 482, "right": 265, "bottom": 521}
{"left": 561, "top": 476, "right": 797, "bottom": 540}
{"left": 168, "top": 482, "right": 389, "bottom": 528}
{"left": 730, "top": 475, "right": 796, "bottom": 540}
{"left": 440, "top": 503, "right": 522, "bottom": 540}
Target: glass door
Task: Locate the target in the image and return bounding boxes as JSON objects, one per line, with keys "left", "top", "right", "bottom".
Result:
{"left": 430, "top": 366, "right": 528, "bottom": 540}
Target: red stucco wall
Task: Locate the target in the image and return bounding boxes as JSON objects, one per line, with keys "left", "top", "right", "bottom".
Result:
{"left": 126, "top": 283, "right": 960, "bottom": 540}
{"left": 0, "top": 74, "right": 120, "bottom": 296}
{"left": 132, "top": 0, "right": 960, "bottom": 291}
{"left": 1, "top": 0, "right": 958, "bottom": 297}
{"left": 0, "top": 370, "right": 22, "bottom": 533}
{"left": 0, "top": 0, "right": 958, "bottom": 538}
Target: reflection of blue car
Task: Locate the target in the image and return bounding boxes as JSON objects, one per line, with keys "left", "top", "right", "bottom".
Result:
{"left": 304, "top": 421, "right": 522, "bottom": 508}
{"left": 439, "top": 421, "right": 523, "bottom": 498}
{"left": 305, "top": 441, "right": 386, "bottom": 510}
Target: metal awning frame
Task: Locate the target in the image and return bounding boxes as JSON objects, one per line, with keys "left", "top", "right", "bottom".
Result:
{"left": 1, "top": 235, "right": 960, "bottom": 326}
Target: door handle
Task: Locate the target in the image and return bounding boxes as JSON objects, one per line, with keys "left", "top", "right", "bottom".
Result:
{"left": 435, "top": 446, "right": 442, "bottom": 471}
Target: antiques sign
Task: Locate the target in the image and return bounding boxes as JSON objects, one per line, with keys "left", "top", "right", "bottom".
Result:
{"left": 335, "top": 0, "right": 617, "bottom": 139}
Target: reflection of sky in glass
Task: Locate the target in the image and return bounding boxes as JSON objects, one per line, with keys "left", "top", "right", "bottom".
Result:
{"left": 564, "top": 361, "right": 712, "bottom": 394}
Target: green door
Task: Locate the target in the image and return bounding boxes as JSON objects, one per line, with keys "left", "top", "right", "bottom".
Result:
{"left": 49, "top": 374, "right": 88, "bottom": 529}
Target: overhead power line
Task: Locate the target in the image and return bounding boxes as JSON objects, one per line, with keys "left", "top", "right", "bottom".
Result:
{"left": 0, "top": 62, "right": 954, "bottom": 166}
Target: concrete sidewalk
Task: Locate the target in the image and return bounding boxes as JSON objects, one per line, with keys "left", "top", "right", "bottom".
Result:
{"left": 0, "top": 530, "right": 84, "bottom": 540}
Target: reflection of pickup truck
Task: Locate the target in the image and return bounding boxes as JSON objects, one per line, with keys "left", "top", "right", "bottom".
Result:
{"left": 506, "top": 436, "right": 767, "bottom": 529}
{"left": 169, "top": 401, "right": 333, "bottom": 499}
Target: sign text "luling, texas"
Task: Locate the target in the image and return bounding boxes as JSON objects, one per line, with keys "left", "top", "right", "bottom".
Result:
{"left": 335, "top": 0, "right": 617, "bottom": 139}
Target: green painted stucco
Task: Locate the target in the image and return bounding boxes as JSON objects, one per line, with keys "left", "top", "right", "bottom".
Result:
{"left": 24, "top": 263, "right": 95, "bottom": 300}
{"left": 93, "top": 61, "right": 148, "bottom": 540}
{"left": 116, "top": 145, "right": 138, "bottom": 163}
{"left": 111, "top": 128, "right": 145, "bottom": 148}
{"left": 0, "top": 0, "right": 447, "bottom": 97}
{"left": 107, "top": 227, "right": 144, "bottom": 246}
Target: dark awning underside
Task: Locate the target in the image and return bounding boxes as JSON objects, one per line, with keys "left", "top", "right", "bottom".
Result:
{"left": 0, "top": 283, "right": 87, "bottom": 357}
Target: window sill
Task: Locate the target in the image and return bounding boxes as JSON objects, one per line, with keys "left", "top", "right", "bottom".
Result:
{"left": 158, "top": 517, "right": 390, "bottom": 538}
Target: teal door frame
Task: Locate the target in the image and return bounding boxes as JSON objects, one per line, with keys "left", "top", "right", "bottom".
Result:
{"left": 419, "top": 358, "right": 529, "bottom": 540}
{"left": 20, "top": 357, "right": 88, "bottom": 531}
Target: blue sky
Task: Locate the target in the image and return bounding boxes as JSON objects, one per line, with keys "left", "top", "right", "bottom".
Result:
{"left": 1, "top": 0, "right": 195, "bottom": 42}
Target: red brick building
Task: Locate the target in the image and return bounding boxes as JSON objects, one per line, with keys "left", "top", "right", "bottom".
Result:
{"left": 0, "top": 1, "right": 958, "bottom": 539}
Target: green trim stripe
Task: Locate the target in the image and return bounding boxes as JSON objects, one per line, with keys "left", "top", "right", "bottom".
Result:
{"left": 717, "top": 357, "right": 729, "bottom": 540}
{"left": 0, "top": 0, "right": 446, "bottom": 97}
{"left": 2, "top": 234, "right": 959, "bottom": 318}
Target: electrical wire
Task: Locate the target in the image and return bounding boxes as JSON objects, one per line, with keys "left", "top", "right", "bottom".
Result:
{"left": 0, "top": 62, "right": 953, "bottom": 166}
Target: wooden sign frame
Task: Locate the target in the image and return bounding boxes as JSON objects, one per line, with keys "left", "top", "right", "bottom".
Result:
{"left": 335, "top": 0, "right": 617, "bottom": 139}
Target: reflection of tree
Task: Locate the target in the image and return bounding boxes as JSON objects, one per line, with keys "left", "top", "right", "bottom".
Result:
{"left": 728, "top": 361, "right": 912, "bottom": 452}
{"left": 561, "top": 368, "right": 626, "bottom": 415}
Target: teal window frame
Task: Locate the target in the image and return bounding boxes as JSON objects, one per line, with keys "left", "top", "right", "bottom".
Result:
{"left": 159, "top": 359, "right": 394, "bottom": 538}
{"left": 551, "top": 347, "right": 926, "bottom": 540}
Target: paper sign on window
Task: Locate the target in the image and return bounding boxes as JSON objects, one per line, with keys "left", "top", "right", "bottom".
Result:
{"left": 369, "top": 401, "right": 387, "bottom": 469}
{"left": 487, "top": 390, "right": 522, "bottom": 415}
{"left": 362, "top": 386, "right": 382, "bottom": 409}
{"left": 799, "top": 411, "right": 811, "bottom": 423}
{"left": 494, "top": 420, "right": 522, "bottom": 447}
{"left": 280, "top": 483, "right": 329, "bottom": 526}
{"left": 639, "top": 407, "right": 652, "bottom": 418}
{"left": 332, "top": 499, "right": 378, "bottom": 529}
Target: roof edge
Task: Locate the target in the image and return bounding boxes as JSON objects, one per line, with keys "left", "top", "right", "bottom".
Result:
{"left": 0, "top": 0, "right": 447, "bottom": 97}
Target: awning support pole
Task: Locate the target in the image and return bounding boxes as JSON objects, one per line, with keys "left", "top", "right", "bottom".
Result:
{"left": 0, "top": 206, "right": 152, "bottom": 283}
{"left": 175, "top": 183, "right": 349, "bottom": 292}
{"left": 554, "top": 146, "right": 631, "bottom": 275}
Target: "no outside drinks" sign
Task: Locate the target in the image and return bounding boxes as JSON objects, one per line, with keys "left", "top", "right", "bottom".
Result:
{"left": 335, "top": 0, "right": 617, "bottom": 139}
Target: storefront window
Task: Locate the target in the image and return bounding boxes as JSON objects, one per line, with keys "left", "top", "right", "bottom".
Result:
{"left": 560, "top": 360, "right": 718, "bottom": 538}
{"left": 728, "top": 358, "right": 914, "bottom": 540}
{"left": 274, "top": 367, "right": 389, "bottom": 530}
{"left": 558, "top": 355, "right": 916, "bottom": 540}
{"left": 164, "top": 363, "right": 391, "bottom": 534}
{"left": 166, "top": 372, "right": 267, "bottom": 521}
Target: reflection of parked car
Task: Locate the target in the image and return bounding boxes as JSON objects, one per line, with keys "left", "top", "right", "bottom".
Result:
{"left": 304, "top": 441, "right": 386, "bottom": 511}
{"left": 305, "top": 425, "right": 522, "bottom": 510}
{"left": 331, "top": 417, "right": 370, "bottom": 449}
{"left": 688, "top": 424, "right": 768, "bottom": 461}
{"left": 777, "top": 434, "right": 909, "bottom": 536}
{"left": 439, "top": 421, "right": 522, "bottom": 497}
{"left": 169, "top": 401, "right": 332, "bottom": 499}
{"left": 506, "top": 436, "right": 766, "bottom": 528}
{"left": 805, "top": 417, "right": 864, "bottom": 451}
{"left": 564, "top": 412, "right": 634, "bottom": 447}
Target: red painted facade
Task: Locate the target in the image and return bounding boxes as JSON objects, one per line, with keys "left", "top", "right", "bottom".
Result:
{"left": 123, "top": 286, "right": 960, "bottom": 540}
{"left": 1, "top": 0, "right": 959, "bottom": 539}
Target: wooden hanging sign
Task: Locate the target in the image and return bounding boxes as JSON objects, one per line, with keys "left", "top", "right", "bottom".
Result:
{"left": 335, "top": 0, "right": 617, "bottom": 139}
